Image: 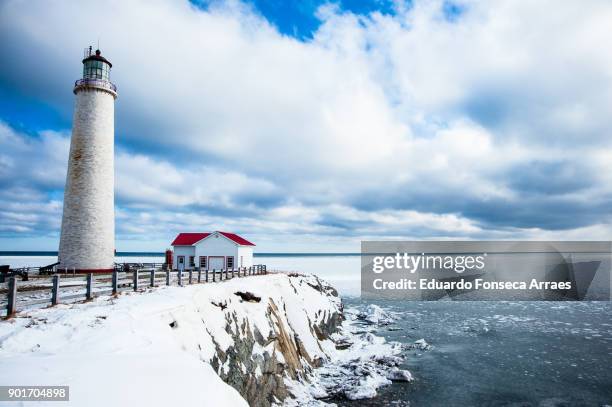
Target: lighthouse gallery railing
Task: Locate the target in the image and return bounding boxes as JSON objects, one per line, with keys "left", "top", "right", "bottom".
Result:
{"left": 74, "top": 78, "right": 117, "bottom": 93}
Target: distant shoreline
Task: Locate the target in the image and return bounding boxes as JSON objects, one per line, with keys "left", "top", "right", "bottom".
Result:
{"left": 0, "top": 251, "right": 362, "bottom": 257}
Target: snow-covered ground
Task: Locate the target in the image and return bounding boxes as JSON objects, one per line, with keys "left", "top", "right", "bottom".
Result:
{"left": 0, "top": 277, "right": 254, "bottom": 406}
{"left": 0, "top": 272, "right": 406, "bottom": 406}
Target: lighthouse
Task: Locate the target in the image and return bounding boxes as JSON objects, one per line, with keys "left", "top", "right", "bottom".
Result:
{"left": 58, "top": 47, "right": 117, "bottom": 272}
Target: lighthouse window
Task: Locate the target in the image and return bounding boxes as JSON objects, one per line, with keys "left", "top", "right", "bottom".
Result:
{"left": 83, "top": 60, "right": 110, "bottom": 80}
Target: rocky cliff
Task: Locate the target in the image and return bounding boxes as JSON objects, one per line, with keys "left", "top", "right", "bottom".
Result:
{"left": 197, "top": 273, "right": 344, "bottom": 406}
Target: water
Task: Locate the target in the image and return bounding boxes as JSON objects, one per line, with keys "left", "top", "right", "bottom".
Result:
{"left": 342, "top": 299, "right": 612, "bottom": 407}
{"left": 3, "top": 254, "right": 611, "bottom": 405}
{"left": 258, "top": 254, "right": 612, "bottom": 405}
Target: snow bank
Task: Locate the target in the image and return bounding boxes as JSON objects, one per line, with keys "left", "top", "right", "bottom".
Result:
{"left": 0, "top": 273, "right": 409, "bottom": 407}
{"left": 0, "top": 273, "right": 342, "bottom": 407}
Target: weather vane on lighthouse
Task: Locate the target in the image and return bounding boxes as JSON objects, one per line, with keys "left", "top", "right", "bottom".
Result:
{"left": 58, "top": 47, "right": 117, "bottom": 272}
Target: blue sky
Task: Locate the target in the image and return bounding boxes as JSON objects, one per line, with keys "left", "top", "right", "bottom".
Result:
{"left": 1, "top": 0, "right": 611, "bottom": 252}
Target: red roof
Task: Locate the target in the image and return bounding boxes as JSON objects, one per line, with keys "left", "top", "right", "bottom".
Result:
{"left": 171, "top": 231, "right": 255, "bottom": 246}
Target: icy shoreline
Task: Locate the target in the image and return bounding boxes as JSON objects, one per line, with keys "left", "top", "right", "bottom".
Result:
{"left": 283, "top": 304, "right": 414, "bottom": 406}
{"left": 0, "top": 273, "right": 410, "bottom": 406}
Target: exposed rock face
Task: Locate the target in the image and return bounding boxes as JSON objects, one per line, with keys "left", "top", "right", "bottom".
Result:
{"left": 207, "top": 274, "right": 343, "bottom": 406}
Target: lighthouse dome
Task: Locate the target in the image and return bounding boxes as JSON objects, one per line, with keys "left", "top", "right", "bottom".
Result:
{"left": 82, "top": 48, "right": 112, "bottom": 81}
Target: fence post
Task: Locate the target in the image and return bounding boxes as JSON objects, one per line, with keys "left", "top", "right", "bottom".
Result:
{"left": 198, "top": 269, "right": 202, "bottom": 283}
{"left": 51, "top": 275, "right": 60, "bottom": 305}
{"left": 6, "top": 277, "right": 17, "bottom": 317}
{"left": 112, "top": 271, "right": 118, "bottom": 294}
{"left": 150, "top": 270, "right": 155, "bottom": 287}
{"left": 231, "top": 268, "right": 235, "bottom": 279}
{"left": 86, "top": 273, "right": 93, "bottom": 300}
{"left": 205, "top": 269, "right": 209, "bottom": 282}
{"left": 133, "top": 270, "right": 139, "bottom": 292}
{"left": 166, "top": 270, "right": 170, "bottom": 286}
{"left": 178, "top": 269, "right": 183, "bottom": 286}
{"left": 212, "top": 269, "right": 216, "bottom": 282}
{"left": 189, "top": 269, "right": 193, "bottom": 284}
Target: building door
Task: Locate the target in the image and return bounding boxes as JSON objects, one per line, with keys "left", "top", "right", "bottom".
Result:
{"left": 208, "top": 256, "right": 225, "bottom": 270}
{"left": 177, "top": 256, "right": 185, "bottom": 270}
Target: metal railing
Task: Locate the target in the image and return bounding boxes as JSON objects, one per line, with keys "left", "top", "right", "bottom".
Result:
{"left": 1, "top": 264, "right": 267, "bottom": 318}
{"left": 74, "top": 78, "right": 117, "bottom": 93}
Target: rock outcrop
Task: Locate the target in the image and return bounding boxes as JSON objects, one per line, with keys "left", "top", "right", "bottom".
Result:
{"left": 203, "top": 274, "right": 344, "bottom": 406}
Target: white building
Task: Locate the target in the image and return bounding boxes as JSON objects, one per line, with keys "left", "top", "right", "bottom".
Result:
{"left": 170, "top": 231, "right": 255, "bottom": 271}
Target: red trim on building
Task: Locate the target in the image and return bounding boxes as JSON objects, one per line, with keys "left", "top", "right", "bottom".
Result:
{"left": 171, "top": 231, "right": 255, "bottom": 246}
{"left": 171, "top": 233, "right": 210, "bottom": 246}
{"left": 217, "top": 232, "right": 255, "bottom": 246}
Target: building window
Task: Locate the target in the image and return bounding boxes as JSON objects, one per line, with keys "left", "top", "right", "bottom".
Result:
{"left": 227, "top": 256, "right": 234, "bottom": 269}
{"left": 199, "top": 256, "right": 207, "bottom": 269}
{"left": 189, "top": 256, "right": 195, "bottom": 268}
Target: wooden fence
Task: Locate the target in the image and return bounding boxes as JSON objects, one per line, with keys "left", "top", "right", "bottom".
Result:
{"left": 1, "top": 265, "right": 267, "bottom": 318}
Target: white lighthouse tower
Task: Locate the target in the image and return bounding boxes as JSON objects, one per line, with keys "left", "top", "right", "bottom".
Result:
{"left": 58, "top": 47, "right": 117, "bottom": 272}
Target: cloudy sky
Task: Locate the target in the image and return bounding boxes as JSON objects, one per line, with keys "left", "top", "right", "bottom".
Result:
{"left": 1, "top": 0, "right": 611, "bottom": 252}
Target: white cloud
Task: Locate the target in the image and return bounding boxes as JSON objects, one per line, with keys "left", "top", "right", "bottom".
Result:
{"left": 1, "top": 0, "right": 611, "bottom": 249}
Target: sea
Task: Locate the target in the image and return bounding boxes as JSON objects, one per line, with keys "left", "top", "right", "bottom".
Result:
{"left": 2, "top": 252, "right": 611, "bottom": 406}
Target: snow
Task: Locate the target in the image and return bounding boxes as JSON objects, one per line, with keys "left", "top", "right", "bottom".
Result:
{"left": 283, "top": 302, "right": 411, "bottom": 405}
{"left": 0, "top": 274, "right": 336, "bottom": 406}
{"left": 0, "top": 285, "right": 249, "bottom": 406}
{"left": 0, "top": 265, "right": 409, "bottom": 407}
{"left": 412, "top": 338, "right": 433, "bottom": 350}
{"left": 387, "top": 367, "right": 414, "bottom": 382}
{"left": 355, "top": 304, "right": 397, "bottom": 325}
